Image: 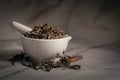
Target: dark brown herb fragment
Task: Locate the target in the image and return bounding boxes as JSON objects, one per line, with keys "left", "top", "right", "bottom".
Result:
{"left": 23, "top": 23, "right": 66, "bottom": 39}
{"left": 9, "top": 53, "right": 25, "bottom": 65}
{"left": 69, "top": 65, "right": 81, "bottom": 70}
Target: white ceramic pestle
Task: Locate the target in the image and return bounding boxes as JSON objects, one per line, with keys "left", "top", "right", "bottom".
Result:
{"left": 11, "top": 21, "right": 32, "bottom": 33}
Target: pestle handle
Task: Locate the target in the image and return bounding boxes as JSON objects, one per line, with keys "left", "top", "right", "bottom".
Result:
{"left": 11, "top": 21, "right": 32, "bottom": 33}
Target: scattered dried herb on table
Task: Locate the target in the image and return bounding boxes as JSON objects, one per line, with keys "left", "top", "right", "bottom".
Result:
{"left": 23, "top": 23, "right": 66, "bottom": 39}
{"left": 9, "top": 52, "right": 83, "bottom": 72}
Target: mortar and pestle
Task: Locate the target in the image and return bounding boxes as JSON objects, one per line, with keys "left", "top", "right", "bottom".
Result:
{"left": 11, "top": 21, "right": 72, "bottom": 61}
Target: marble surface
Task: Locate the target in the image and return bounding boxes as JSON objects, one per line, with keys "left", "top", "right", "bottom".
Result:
{"left": 0, "top": 39, "right": 120, "bottom": 80}
{"left": 0, "top": 0, "right": 120, "bottom": 80}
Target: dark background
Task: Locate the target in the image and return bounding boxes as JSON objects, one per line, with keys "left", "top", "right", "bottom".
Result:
{"left": 0, "top": 0, "right": 120, "bottom": 45}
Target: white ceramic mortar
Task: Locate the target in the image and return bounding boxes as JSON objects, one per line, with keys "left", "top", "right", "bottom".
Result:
{"left": 11, "top": 21, "right": 72, "bottom": 61}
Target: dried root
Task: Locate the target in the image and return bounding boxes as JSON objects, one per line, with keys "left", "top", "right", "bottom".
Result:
{"left": 23, "top": 23, "right": 66, "bottom": 39}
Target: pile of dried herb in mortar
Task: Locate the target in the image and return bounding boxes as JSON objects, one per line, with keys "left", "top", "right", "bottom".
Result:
{"left": 23, "top": 23, "right": 66, "bottom": 39}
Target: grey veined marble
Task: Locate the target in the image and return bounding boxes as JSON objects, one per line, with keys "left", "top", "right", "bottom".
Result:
{"left": 0, "top": 0, "right": 120, "bottom": 80}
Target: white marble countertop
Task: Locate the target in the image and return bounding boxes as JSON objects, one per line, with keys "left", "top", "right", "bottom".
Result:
{"left": 0, "top": 39, "right": 120, "bottom": 80}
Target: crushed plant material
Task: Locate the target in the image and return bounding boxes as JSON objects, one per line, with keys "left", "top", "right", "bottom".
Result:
{"left": 9, "top": 52, "right": 83, "bottom": 72}
{"left": 23, "top": 23, "right": 66, "bottom": 39}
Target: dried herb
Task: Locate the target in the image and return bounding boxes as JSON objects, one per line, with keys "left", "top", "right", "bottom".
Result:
{"left": 9, "top": 52, "right": 83, "bottom": 72}
{"left": 23, "top": 23, "right": 66, "bottom": 39}
{"left": 9, "top": 53, "right": 25, "bottom": 65}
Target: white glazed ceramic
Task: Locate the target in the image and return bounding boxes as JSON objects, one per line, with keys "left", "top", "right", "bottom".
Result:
{"left": 21, "top": 35, "right": 72, "bottom": 61}
{"left": 11, "top": 21, "right": 32, "bottom": 33}
{"left": 11, "top": 21, "right": 72, "bottom": 61}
